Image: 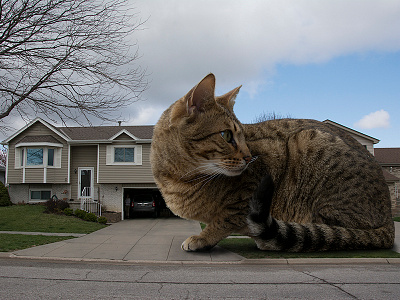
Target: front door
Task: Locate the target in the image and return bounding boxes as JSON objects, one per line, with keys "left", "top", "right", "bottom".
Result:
{"left": 78, "top": 167, "right": 94, "bottom": 200}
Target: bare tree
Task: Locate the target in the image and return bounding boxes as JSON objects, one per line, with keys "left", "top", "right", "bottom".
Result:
{"left": 0, "top": 0, "right": 147, "bottom": 131}
{"left": 252, "top": 112, "right": 291, "bottom": 123}
{"left": 0, "top": 146, "right": 6, "bottom": 166}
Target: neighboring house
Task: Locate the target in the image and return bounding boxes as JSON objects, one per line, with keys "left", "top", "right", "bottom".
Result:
{"left": 374, "top": 148, "right": 400, "bottom": 217}
{"left": 1, "top": 118, "right": 156, "bottom": 220}
{"left": 0, "top": 165, "right": 5, "bottom": 184}
{"left": 1, "top": 117, "right": 390, "bottom": 219}
{"left": 323, "top": 120, "right": 380, "bottom": 155}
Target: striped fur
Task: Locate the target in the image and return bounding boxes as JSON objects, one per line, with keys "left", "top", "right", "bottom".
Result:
{"left": 150, "top": 74, "right": 395, "bottom": 252}
{"left": 248, "top": 175, "right": 394, "bottom": 252}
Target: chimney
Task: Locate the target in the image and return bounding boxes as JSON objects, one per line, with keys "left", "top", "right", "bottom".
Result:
{"left": 118, "top": 121, "right": 122, "bottom": 126}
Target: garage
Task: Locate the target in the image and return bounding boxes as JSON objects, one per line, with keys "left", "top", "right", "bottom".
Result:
{"left": 123, "top": 188, "right": 170, "bottom": 219}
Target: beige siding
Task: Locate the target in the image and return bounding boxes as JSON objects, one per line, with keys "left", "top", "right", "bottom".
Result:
{"left": 98, "top": 143, "right": 155, "bottom": 183}
{"left": 349, "top": 134, "right": 374, "bottom": 155}
{"left": 70, "top": 145, "right": 98, "bottom": 201}
{"left": 6, "top": 145, "right": 21, "bottom": 184}
{"left": 114, "top": 133, "right": 133, "bottom": 140}
{"left": 25, "top": 168, "right": 44, "bottom": 183}
{"left": 21, "top": 122, "right": 56, "bottom": 136}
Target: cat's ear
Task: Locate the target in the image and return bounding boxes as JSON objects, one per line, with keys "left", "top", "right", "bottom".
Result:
{"left": 186, "top": 73, "right": 216, "bottom": 114}
{"left": 216, "top": 85, "right": 241, "bottom": 111}
{"left": 170, "top": 73, "right": 216, "bottom": 125}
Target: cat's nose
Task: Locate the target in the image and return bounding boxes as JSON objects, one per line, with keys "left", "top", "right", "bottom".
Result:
{"left": 244, "top": 156, "right": 252, "bottom": 164}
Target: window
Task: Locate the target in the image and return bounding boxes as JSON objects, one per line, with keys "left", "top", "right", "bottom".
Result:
{"left": 106, "top": 144, "right": 142, "bottom": 166}
{"left": 114, "top": 147, "right": 135, "bottom": 162}
{"left": 27, "top": 148, "right": 43, "bottom": 165}
{"left": 48, "top": 148, "right": 54, "bottom": 166}
{"left": 17, "top": 147, "right": 60, "bottom": 168}
{"left": 30, "top": 190, "right": 51, "bottom": 201}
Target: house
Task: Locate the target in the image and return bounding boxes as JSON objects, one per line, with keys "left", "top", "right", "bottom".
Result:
{"left": 1, "top": 118, "right": 158, "bottom": 220}
{"left": 323, "top": 120, "right": 380, "bottom": 155}
{"left": 1, "top": 117, "right": 393, "bottom": 219}
{"left": 0, "top": 165, "right": 5, "bottom": 184}
{"left": 374, "top": 148, "right": 400, "bottom": 216}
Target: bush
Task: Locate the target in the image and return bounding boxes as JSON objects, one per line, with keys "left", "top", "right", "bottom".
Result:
{"left": 97, "top": 216, "right": 107, "bottom": 224}
{"left": 0, "top": 181, "right": 12, "bottom": 206}
{"left": 74, "top": 209, "right": 87, "bottom": 219}
{"left": 84, "top": 212, "right": 97, "bottom": 222}
{"left": 63, "top": 208, "right": 74, "bottom": 216}
{"left": 44, "top": 198, "right": 70, "bottom": 214}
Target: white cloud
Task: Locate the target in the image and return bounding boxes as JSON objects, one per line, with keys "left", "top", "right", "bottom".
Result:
{"left": 354, "top": 109, "right": 390, "bottom": 129}
{"left": 3, "top": 0, "right": 400, "bottom": 131}
{"left": 132, "top": 0, "right": 400, "bottom": 107}
{"left": 128, "top": 105, "right": 166, "bottom": 126}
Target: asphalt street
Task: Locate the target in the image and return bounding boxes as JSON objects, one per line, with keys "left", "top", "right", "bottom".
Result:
{"left": 1, "top": 258, "right": 399, "bottom": 299}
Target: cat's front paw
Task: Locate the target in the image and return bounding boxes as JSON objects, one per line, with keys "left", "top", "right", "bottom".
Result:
{"left": 181, "top": 235, "right": 214, "bottom": 252}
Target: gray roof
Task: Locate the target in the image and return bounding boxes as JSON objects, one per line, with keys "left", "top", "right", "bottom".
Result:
{"left": 382, "top": 169, "right": 400, "bottom": 182}
{"left": 375, "top": 148, "right": 400, "bottom": 165}
{"left": 58, "top": 125, "right": 154, "bottom": 141}
{"left": 16, "top": 135, "right": 63, "bottom": 145}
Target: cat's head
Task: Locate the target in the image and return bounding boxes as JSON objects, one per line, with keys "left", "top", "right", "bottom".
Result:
{"left": 161, "top": 73, "right": 253, "bottom": 177}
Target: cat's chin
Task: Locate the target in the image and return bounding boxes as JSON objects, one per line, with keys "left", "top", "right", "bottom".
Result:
{"left": 221, "top": 168, "right": 245, "bottom": 177}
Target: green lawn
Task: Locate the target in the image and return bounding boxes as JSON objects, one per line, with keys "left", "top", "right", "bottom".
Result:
{"left": 218, "top": 238, "right": 400, "bottom": 259}
{"left": 0, "top": 205, "right": 106, "bottom": 234}
{"left": 0, "top": 233, "right": 74, "bottom": 252}
{"left": 0, "top": 204, "right": 107, "bottom": 252}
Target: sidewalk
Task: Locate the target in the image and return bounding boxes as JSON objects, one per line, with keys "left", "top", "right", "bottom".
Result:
{"left": 9, "top": 217, "right": 243, "bottom": 262}
{"left": 4, "top": 219, "right": 400, "bottom": 264}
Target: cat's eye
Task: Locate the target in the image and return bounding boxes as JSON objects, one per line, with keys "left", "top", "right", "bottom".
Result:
{"left": 221, "top": 130, "right": 233, "bottom": 143}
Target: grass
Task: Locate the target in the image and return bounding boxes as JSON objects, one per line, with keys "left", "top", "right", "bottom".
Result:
{"left": 214, "top": 220, "right": 400, "bottom": 259}
{"left": 218, "top": 238, "right": 400, "bottom": 259}
{"left": 0, "top": 204, "right": 107, "bottom": 252}
{"left": 0, "top": 205, "right": 106, "bottom": 234}
{"left": 0, "top": 233, "right": 74, "bottom": 252}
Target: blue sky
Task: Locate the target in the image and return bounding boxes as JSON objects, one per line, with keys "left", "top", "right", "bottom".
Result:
{"left": 234, "top": 52, "right": 400, "bottom": 147}
{"left": 1, "top": 0, "right": 400, "bottom": 149}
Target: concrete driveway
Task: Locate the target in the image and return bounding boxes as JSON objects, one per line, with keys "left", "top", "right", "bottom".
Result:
{"left": 8, "top": 219, "right": 400, "bottom": 264}
{"left": 11, "top": 217, "right": 244, "bottom": 262}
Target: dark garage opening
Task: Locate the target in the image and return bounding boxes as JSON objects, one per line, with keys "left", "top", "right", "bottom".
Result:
{"left": 123, "top": 188, "right": 170, "bottom": 218}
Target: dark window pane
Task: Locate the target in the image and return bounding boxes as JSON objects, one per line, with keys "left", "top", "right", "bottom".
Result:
{"left": 31, "top": 191, "right": 41, "bottom": 199}
{"left": 125, "top": 148, "right": 134, "bottom": 162}
{"left": 114, "top": 148, "right": 124, "bottom": 162}
{"left": 48, "top": 149, "right": 54, "bottom": 166}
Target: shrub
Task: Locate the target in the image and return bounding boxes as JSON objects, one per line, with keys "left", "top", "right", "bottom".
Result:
{"left": 64, "top": 208, "right": 74, "bottom": 216}
{"left": 84, "top": 212, "right": 97, "bottom": 222}
{"left": 97, "top": 216, "right": 107, "bottom": 224}
{"left": 44, "top": 198, "right": 70, "bottom": 214}
{"left": 0, "top": 181, "right": 12, "bottom": 206}
{"left": 74, "top": 209, "right": 87, "bottom": 219}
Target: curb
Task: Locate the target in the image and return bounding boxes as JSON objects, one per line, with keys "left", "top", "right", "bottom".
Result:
{"left": 2, "top": 252, "right": 400, "bottom": 265}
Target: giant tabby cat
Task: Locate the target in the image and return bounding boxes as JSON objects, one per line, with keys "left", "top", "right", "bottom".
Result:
{"left": 150, "top": 74, "right": 394, "bottom": 252}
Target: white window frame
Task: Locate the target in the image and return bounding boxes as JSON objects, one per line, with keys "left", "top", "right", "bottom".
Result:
{"left": 16, "top": 146, "right": 61, "bottom": 169}
{"left": 106, "top": 145, "right": 142, "bottom": 166}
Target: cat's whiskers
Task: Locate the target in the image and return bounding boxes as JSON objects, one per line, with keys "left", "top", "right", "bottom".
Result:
{"left": 197, "top": 171, "right": 223, "bottom": 191}
{"left": 181, "top": 156, "right": 258, "bottom": 192}
{"left": 179, "top": 164, "right": 214, "bottom": 181}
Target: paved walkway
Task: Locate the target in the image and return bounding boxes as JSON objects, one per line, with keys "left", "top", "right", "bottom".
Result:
{"left": 4, "top": 219, "right": 400, "bottom": 263}
{"left": 9, "top": 217, "right": 243, "bottom": 262}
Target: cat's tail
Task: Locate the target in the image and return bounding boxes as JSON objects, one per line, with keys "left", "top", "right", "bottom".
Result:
{"left": 247, "top": 175, "right": 395, "bottom": 252}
